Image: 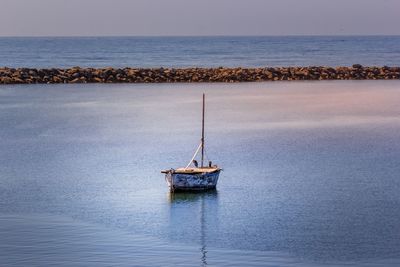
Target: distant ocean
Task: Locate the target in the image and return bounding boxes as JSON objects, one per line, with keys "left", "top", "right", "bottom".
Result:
{"left": 0, "top": 36, "right": 399, "bottom": 68}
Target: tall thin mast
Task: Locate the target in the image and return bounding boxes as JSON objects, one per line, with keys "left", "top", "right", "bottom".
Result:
{"left": 201, "top": 93, "right": 205, "bottom": 168}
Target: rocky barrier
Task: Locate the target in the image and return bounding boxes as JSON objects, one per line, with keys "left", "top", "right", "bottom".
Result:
{"left": 0, "top": 65, "right": 399, "bottom": 84}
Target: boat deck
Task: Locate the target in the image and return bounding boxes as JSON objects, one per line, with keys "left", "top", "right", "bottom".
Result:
{"left": 162, "top": 167, "right": 220, "bottom": 174}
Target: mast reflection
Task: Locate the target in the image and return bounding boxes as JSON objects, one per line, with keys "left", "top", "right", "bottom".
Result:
{"left": 168, "top": 190, "right": 218, "bottom": 266}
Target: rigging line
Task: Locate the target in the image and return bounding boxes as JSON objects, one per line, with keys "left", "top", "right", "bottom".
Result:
{"left": 185, "top": 141, "right": 203, "bottom": 169}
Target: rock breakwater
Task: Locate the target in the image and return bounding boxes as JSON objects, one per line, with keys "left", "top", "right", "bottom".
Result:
{"left": 1, "top": 65, "right": 399, "bottom": 84}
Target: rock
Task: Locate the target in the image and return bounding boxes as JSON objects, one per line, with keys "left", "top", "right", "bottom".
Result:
{"left": 53, "top": 76, "right": 62, "bottom": 83}
{"left": 1, "top": 77, "right": 12, "bottom": 84}
{"left": 0, "top": 66, "right": 399, "bottom": 84}
{"left": 72, "top": 72, "right": 80, "bottom": 79}
{"left": 70, "top": 78, "right": 83, "bottom": 83}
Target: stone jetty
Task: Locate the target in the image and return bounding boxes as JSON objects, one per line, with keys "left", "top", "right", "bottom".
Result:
{"left": 0, "top": 65, "right": 399, "bottom": 84}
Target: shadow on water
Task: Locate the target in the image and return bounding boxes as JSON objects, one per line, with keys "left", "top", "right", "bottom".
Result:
{"left": 168, "top": 190, "right": 219, "bottom": 266}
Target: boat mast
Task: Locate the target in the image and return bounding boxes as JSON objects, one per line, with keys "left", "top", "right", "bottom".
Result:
{"left": 201, "top": 93, "right": 205, "bottom": 168}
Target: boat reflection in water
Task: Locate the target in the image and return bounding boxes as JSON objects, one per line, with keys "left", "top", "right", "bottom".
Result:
{"left": 168, "top": 190, "right": 218, "bottom": 203}
{"left": 168, "top": 191, "right": 218, "bottom": 266}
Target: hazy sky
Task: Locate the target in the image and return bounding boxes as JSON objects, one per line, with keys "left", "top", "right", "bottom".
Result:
{"left": 1, "top": 0, "right": 399, "bottom": 36}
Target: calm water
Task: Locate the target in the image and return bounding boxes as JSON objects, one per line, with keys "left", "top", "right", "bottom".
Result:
{"left": 0, "top": 36, "right": 400, "bottom": 68}
{"left": 1, "top": 81, "right": 400, "bottom": 266}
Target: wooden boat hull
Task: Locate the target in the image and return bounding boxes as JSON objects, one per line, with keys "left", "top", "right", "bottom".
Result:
{"left": 165, "top": 170, "right": 221, "bottom": 192}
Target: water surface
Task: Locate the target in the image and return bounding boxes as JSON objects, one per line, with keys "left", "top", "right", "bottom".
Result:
{"left": 1, "top": 81, "right": 400, "bottom": 266}
{"left": 0, "top": 36, "right": 399, "bottom": 68}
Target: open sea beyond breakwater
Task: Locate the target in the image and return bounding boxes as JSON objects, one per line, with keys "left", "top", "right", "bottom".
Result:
{"left": 0, "top": 36, "right": 400, "bottom": 68}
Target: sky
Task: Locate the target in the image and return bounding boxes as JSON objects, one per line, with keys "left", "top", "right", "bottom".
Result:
{"left": 0, "top": 0, "right": 399, "bottom": 36}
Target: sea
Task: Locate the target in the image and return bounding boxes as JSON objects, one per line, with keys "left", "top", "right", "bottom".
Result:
{"left": 1, "top": 36, "right": 400, "bottom": 267}
{"left": 0, "top": 36, "right": 399, "bottom": 68}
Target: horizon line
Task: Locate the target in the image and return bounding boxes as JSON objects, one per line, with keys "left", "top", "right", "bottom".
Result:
{"left": 0, "top": 34, "right": 400, "bottom": 38}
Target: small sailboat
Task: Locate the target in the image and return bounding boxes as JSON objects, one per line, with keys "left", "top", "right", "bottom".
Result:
{"left": 161, "top": 94, "right": 222, "bottom": 192}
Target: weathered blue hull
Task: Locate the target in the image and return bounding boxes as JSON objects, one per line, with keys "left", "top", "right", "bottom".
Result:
{"left": 165, "top": 170, "right": 221, "bottom": 192}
